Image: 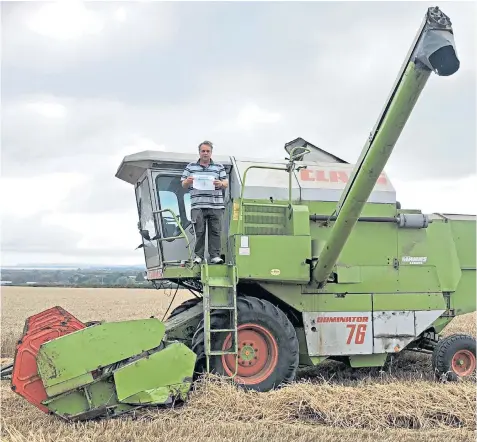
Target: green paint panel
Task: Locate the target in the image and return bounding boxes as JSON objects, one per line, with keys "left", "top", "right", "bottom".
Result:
{"left": 37, "top": 319, "right": 166, "bottom": 396}
{"left": 450, "top": 219, "right": 476, "bottom": 268}
{"left": 308, "top": 201, "right": 397, "bottom": 218}
{"left": 335, "top": 266, "right": 361, "bottom": 283}
{"left": 424, "top": 220, "right": 462, "bottom": 291}
{"left": 451, "top": 270, "right": 476, "bottom": 315}
{"left": 295, "top": 327, "right": 313, "bottom": 366}
{"left": 303, "top": 266, "right": 399, "bottom": 294}
{"left": 372, "top": 293, "right": 446, "bottom": 311}
{"left": 397, "top": 266, "right": 441, "bottom": 292}
{"left": 309, "top": 356, "right": 328, "bottom": 365}
{"left": 310, "top": 221, "right": 398, "bottom": 267}
{"left": 259, "top": 283, "right": 372, "bottom": 312}
{"left": 434, "top": 317, "right": 456, "bottom": 334}
{"left": 304, "top": 264, "right": 440, "bottom": 294}
{"left": 288, "top": 205, "right": 311, "bottom": 235}
{"left": 45, "top": 380, "right": 134, "bottom": 420}
{"left": 314, "top": 293, "right": 372, "bottom": 312}
{"left": 208, "top": 286, "right": 232, "bottom": 307}
{"left": 45, "top": 373, "right": 94, "bottom": 397}
{"left": 349, "top": 354, "right": 387, "bottom": 368}
{"left": 235, "top": 235, "right": 310, "bottom": 282}
{"left": 162, "top": 266, "right": 200, "bottom": 279}
{"left": 114, "top": 343, "right": 196, "bottom": 404}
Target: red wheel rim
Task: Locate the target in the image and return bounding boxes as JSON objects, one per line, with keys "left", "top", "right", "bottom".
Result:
{"left": 221, "top": 323, "right": 279, "bottom": 385}
{"left": 451, "top": 350, "right": 476, "bottom": 376}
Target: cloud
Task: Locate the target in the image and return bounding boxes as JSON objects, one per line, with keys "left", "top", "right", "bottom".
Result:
{"left": 1, "top": 1, "right": 475, "bottom": 266}
{"left": 393, "top": 174, "right": 477, "bottom": 215}
{"left": 236, "top": 104, "right": 281, "bottom": 131}
{"left": 1, "top": 212, "right": 83, "bottom": 255}
{"left": 1, "top": 173, "right": 88, "bottom": 217}
{"left": 25, "top": 1, "right": 104, "bottom": 41}
{"left": 1, "top": 2, "right": 177, "bottom": 72}
{"left": 25, "top": 100, "right": 68, "bottom": 119}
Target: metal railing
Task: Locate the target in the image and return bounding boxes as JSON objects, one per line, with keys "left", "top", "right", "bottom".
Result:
{"left": 153, "top": 208, "right": 193, "bottom": 263}
{"left": 237, "top": 146, "right": 311, "bottom": 235}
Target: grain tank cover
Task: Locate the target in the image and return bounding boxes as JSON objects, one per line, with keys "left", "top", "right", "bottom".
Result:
{"left": 284, "top": 137, "right": 348, "bottom": 164}
{"left": 231, "top": 158, "right": 396, "bottom": 204}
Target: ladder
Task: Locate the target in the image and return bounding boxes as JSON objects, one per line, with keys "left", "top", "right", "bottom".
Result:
{"left": 201, "top": 262, "right": 239, "bottom": 376}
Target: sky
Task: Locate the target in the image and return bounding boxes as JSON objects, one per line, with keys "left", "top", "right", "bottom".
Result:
{"left": 1, "top": 0, "right": 476, "bottom": 267}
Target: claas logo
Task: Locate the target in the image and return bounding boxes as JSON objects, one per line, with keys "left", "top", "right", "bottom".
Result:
{"left": 300, "top": 169, "right": 387, "bottom": 185}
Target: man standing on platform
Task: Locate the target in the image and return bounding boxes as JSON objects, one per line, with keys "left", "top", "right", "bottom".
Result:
{"left": 181, "top": 140, "right": 228, "bottom": 264}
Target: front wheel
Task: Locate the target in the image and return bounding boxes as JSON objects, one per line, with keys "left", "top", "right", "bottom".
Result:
{"left": 432, "top": 334, "right": 476, "bottom": 381}
{"left": 191, "top": 296, "right": 299, "bottom": 392}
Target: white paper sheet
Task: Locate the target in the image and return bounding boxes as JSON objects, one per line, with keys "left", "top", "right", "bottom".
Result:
{"left": 192, "top": 174, "right": 215, "bottom": 191}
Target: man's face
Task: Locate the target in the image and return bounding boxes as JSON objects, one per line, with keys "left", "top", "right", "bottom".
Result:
{"left": 199, "top": 144, "right": 212, "bottom": 162}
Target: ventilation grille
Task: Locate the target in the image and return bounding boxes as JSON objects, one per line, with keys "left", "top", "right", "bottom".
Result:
{"left": 243, "top": 204, "right": 287, "bottom": 235}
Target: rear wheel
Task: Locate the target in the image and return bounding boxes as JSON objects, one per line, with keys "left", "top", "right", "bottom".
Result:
{"left": 167, "top": 298, "right": 202, "bottom": 319}
{"left": 191, "top": 296, "right": 299, "bottom": 392}
{"left": 432, "top": 334, "right": 476, "bottom": 381}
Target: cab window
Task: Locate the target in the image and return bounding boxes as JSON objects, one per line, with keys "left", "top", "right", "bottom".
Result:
{"left": 155, "top": 174, "right": 191, "bottom": 238}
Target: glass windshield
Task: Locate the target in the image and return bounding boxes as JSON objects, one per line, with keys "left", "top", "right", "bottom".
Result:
{"left": 155, "top": 174, "right": 191, "bottom": 238}
{"left": 137, "top": 178, "right": 156, "bottom": 238}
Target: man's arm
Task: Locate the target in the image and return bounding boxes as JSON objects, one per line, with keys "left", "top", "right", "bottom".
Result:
{"left": 181, "top": 165, "right": 193, "bottom": 188}
{"left": 214, "top": 165, "right": 228, "bottom": 189}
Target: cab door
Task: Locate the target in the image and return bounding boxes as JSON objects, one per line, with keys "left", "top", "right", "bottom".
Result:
{"left": 136, "top": 174, "right": 162, "bottom": 269}
{"left": 153, "top": 171, "right": 196, "bottom": 263}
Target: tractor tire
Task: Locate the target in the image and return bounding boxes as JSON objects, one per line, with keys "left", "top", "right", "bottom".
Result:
{"left": 168, "top": 298, "right": 202, "bottom": 319}
{"left": 432, "top": 333, "right": 476, "bottom": 381}
{"left": 191, "top": 295, "right": 299, "bottom": 392}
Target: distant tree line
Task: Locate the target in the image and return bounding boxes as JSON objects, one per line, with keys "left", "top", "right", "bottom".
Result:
{"left": 0, "top": 267, "right": 156, "bottom": 289}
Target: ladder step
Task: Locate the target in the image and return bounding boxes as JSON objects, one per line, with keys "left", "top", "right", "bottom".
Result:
{"left": 208, "top": 277, "right": 234, "bottom": 287}
{"left": 209, "top": 350, "right": 238, "bottom": 356}
{"left": 210, "top": 328, "right": 236, "bottom": 333}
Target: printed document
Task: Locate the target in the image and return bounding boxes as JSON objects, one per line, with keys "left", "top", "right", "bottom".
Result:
{"left": 192, "top": 174, "right": 215, "bottom": 191}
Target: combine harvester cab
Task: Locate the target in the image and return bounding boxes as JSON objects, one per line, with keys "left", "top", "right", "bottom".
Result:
{"left": 2, "top": 6, "right": 475, "bottom": 421}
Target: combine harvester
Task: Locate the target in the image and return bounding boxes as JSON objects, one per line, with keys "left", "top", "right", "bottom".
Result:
{"left": 3, "top": 6, "right": 475, "bottom": 421}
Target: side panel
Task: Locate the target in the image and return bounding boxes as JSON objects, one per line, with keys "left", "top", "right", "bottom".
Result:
{"left": 234, "top": 235, "right": 310, "bottom": 283}
{"left": 302, "top": 309, "right": 444, "bottom": 357}
{"left": 448, "top": 218, "right": 476, "bottom": 315}
{"left": 303, "top": 312, "right": 372, "bottom": 356}
{"left": 373, "top": 310, "right": 415, "bottom": 353}
{"left": 451, "top": 270, "right": 476, "bottom": 315}
{"left": 424, "top": 220, "right": 462, "bottom": 291}
{"left": 114, "top": 343, "right": 196, "bottom": 405}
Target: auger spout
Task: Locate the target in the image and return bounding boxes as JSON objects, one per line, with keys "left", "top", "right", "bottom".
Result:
{"left": 313, "top": 6, "right": 459, "bottom": 287}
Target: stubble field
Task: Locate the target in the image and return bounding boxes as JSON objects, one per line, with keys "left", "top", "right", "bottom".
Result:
{"left": 1, "top": 286, "right": 476, "bottom": 442}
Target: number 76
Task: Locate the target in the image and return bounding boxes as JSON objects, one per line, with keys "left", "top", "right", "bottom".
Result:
{"left": 346, "top": 324, "right": 367, "bottom": 345}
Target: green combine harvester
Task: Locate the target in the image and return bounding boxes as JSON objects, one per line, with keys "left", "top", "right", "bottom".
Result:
{"left": 3, "top": 6, "right": 475, "bottom": 421}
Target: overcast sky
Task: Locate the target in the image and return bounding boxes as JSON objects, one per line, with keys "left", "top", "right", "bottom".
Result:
{"left": 1, "top": 1, "right": 476, "bottom": 267}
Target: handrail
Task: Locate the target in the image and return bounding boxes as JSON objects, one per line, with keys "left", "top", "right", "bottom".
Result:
{"left": 237, "top": 148, "right": 311, "bottom": 235}
{"left": 238, "top": 165, "right": 287, "bottom": 234}
{"left": 153, "top": 208, "right": 193, "bottom": 262}
{"left": 287, "top": 146, "right": 311, "bottom": 203}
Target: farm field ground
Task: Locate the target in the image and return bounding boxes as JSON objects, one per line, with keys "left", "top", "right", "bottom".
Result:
{"left": 1, "top": 286, "right": 476, "bottom": 442}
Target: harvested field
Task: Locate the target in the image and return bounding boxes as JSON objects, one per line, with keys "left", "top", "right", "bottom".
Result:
{"left": 1, "top": 286, "right": 476, "bottom": 442}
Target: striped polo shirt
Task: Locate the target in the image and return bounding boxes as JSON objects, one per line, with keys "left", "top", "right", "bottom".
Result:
{"left": 181, "top": 159, "right": 227, "bottom": 209}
